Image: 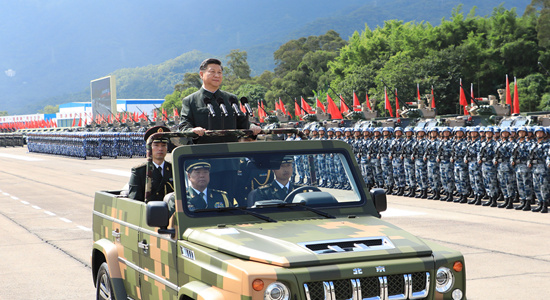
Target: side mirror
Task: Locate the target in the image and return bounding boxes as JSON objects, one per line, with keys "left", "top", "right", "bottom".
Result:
{"left": 146, "top": 201, "right": 175, "bottom": 236}
{"left": 370, "top": 188, "right": 387, "bottom": 213}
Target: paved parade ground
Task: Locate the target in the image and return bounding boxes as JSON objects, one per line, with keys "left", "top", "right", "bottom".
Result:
{"left": 0, "top": 146, "right": 549, "bottom": 299}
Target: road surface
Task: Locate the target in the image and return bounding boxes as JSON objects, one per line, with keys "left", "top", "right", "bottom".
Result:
{"left": 0, "top": 146, "right": 548, "bottom": 299}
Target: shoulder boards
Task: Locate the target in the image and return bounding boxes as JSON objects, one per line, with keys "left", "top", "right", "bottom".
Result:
{"left": 212, "top": 189, "right": 228, "bottom": 194}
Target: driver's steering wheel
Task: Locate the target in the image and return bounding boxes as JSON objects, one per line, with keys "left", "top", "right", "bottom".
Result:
{"left": 284, "top": 186, "right": 322, "bottom": 203}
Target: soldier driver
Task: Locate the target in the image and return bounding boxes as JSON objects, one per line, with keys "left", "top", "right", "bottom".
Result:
{"left": 186, "top": 161, "right": 231, "bottom": 211}
{"left": 255, "top": 156, "right": 303, "bottom": 201}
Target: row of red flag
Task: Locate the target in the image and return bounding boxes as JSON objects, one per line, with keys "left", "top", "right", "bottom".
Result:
{"left": 459, "top": 75, "right": 520, "bottom": 115}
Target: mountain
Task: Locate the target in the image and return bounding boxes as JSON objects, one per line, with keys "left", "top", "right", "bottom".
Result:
{"left": 0, "top": 0, "right": 531, "bottom": 114}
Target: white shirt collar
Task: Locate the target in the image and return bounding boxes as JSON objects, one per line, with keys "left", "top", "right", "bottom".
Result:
{"left": 192, "top": 187, "right": 208, "bottom": 204}
{"left": 275, "top": 180, "right": 290, "bottom": 190}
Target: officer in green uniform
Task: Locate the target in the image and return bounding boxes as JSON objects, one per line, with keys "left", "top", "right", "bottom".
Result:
{"left": 178, "top": 58, "right": 261, "bottom": 144}
{"left": 254, "top": 156, "right": 302, "bottom": 202}
{"left": 128, "top": 126, "right": 174, "bottom": 201}
{"left": 186, "top": 161, "right": 231, "bottom": 211}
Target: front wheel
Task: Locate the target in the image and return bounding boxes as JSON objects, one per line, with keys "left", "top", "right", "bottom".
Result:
{"left": 96, "top": 262, "right": 113, "bottom": 300}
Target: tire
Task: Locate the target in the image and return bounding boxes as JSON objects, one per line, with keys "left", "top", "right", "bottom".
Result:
{"left": 96, "top": 262, "right": 113, "bottom": 300}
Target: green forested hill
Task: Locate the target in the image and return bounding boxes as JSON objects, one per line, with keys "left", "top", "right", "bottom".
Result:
{"left": 0, "top": 0, "right": 531, "bottom": 114}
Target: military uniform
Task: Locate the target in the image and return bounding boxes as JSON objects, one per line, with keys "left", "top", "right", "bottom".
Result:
{"left": 128, "top": 162, "right": 174, "bottom": 201}
{"left": 512, "top": 132, "right": 534, "bottom": 210}
{"left": 478, "top": 130, "right": 498, "bottom": 206}
{"left": 390, "top": 129, "right": 406, "bottom": 195}
{"left": 187, "top": 188, "right": 230, "bottom": 211}
{"left": 255, "top": 180, "right": 302, "bottom": 201}
{"left": 402, "top": 129, "right": 416, "bottom": 197}
{"left": 452, "top": 129, "right": 470, "bottom": 203}
{"left": 413, "top": 131, "right": 429, "bottom": 198}
{"left": 178, "top": 87, "right": 250, "bottom": 144}
{"left": 530, "top": 131, "right": 549, "bottom": 213}
{"left": 424, "top": 134, "right": 441, "bottom": 200}
{"left": 493, "top": 132, "right": 516, "bottom": 208}
{"left": 437, "top": 130, "right": 454, "bottom": 201}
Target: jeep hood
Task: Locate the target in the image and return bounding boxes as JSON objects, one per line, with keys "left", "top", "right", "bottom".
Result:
{"left": 184, "top": 217, "right": 433, "bottom": 268}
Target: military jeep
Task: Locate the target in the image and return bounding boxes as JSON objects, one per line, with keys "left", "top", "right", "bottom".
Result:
{"left": 91, "top": 130, "right": 466, "bottom": 300}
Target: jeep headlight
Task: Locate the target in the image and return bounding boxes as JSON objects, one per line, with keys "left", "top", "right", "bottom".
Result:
{"left": 264, "top": 282, "right": 290, "bottom": 300}
{"left": 436, "top": 267, "right": 455, "bottom": 293}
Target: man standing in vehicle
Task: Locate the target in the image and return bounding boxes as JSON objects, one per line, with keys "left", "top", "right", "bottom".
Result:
{"left": 178, "top": 58, "right": 261, "bottom": 143}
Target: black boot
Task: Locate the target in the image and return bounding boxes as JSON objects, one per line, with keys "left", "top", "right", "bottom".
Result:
{"left": 427, "top": 190, "right": 435, "bottom": 199}
{"left": 396, "top": 187, "right": 404, "bottom": 196}
{"left": 415, "top": 189, "right": 423, "bottom": 198}
{"left": 542, "top": 201, "right": 548, "bottom": 213}
{"left": 446, "top": 193, "right": 454, "bottom": 202}
{"left": 408, "top": 188, "right": 416, "bottom": 198}
{"left": 433, "top": 189, "right": 441, "bottom": 200}
{"left": 468, "top": 195, "right": 478, "bottom": 205}
{"left": 498, "top": 197, "right": 510, "bottom": 208}
{"left": 482, "top": 195, "right": 494, "bottom": 206}
{"left": 454, "top": 194, "right": 463, "bottom": 203}
{"left": 474, "top": 195, "right": 483, "bottom": 205}
{"left": 516, "top": 200, "right": 527, "bottom": 210}
{"left": 522, "top": 199, "right": 532, "bottom": 211}
{"left": 386, "top": 185, "right": 393, "bottom": 195}
{"left": 505, "top": 197, "right": 515, "bottom": 209}
{"left": 420, "top": 189, "right": 428, "bottom": 199}
{"left": 459, "top": 194, "right": 469, "bottom": 204}
{"left": 532, "top": 201, "right": 545, "bottom": 212}
{"left": 440, "top": 191, "right": 449, "bottom": 201}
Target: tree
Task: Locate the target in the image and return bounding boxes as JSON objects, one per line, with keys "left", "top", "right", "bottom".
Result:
{"left": 39, "top": 105, "right": 59, "bottom": 114}
{"left": 162, "top": 87, "right": 199, "bottom": 112}
{"left": 0, "top": 111, "right": 7, "bottom": 116}
{"left": 226, "top": 49, "right": 251, "bottom": 80}
{"left": 178, "top": 72, "right": 202, "bottom": 90}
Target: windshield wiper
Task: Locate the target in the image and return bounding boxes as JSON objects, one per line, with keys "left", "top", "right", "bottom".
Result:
{"left": 193, "top": 207, "right": 276, "bottom": 222}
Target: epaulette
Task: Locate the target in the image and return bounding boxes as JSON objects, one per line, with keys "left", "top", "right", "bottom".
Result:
{"left": 132, "top": 162, "right": 148, "bottom": 169}
{"left": 258, "top": 185, "right": 270, "bottom": 190}
{"left": 212, "top": 189, "right": 228, "bottom": 194}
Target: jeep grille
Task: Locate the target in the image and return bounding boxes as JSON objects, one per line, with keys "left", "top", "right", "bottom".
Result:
{"left": 303, "top": 272, "right": 429, "bottom": 300}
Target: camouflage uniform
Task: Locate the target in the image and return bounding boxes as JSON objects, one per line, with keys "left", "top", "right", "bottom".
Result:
{"left": 413, "top": 129, "right": 429, "bottom": 198}
{"left": 390, "top": 128, "right": 406, "bottom": 195}
{"left": 379, "top": 128, "right": 395, "bottom": 193}
{"left": 530, "top": 129, "right": 549, "bottom": 212}
{"left": 402, "top": 128, "right": 417, "bottom": 197}
{"left": 493, "top": 131, "right": 517, "bottom": 208}
{"left": 437, "top": 128, "right": 454, "bottom": 201}
{"left": 512, "top": 130, "right": 534, "bottom": 210}
{"left": 451, "top": 128, "right": 470, "bottom": 202}
{"left": 465, "top": 129, "right": 484, "bottom": 204}
{"left": 424, "top": 130, "right": 441, "bottom": 199}
{"left": 368, "top": 129, "right": 385, "bottom": 188}
{"left": 478, "top": 128, "right": 499, "bottom": 206}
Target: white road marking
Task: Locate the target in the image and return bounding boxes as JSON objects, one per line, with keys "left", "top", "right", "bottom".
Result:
{"left": 0, "top": 153, "right": 44, "bottom": 161}
{"left": 381, "top": 207, "right": 427, "bottom": 217}
{"left": 31, "top": 205, "right": 41, "bottom": 210}
{"left": 2, "top": 192, "right": 9, "bottom": 196}
{"left": 91, "top": 169, "right": 132, "bottom": 177}
{"left": 59, "top": 217, "right": 72, "bottom": 223}
{"left": 10, "top": 196, "right": 18, "bottom": 200}
{"left": 77, "top": 225, "right": 92, "bottom": 232}
{"left": 44, "top": 211, "right": 56, "bottom": 216}
{"left": 20, "top": 200, "right": 29, "bottom": 205}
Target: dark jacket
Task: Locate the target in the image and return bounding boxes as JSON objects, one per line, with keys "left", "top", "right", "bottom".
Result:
{"left": 128, "top": 161, "right": 174, "bottom": 201}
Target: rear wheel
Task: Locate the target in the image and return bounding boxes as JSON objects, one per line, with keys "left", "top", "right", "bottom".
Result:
{"left": 96, "top": 262, "right": 113, "bottom": 300}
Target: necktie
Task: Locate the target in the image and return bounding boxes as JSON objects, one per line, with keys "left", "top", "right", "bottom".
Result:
{"left": 199, "top": 192, "right": 206, "bottom": 204}
{"left": 157, "top": 166, "right": 163, "bottom": 176}
{"left": 282, "top": 187, "right": 288, "bottom": 195}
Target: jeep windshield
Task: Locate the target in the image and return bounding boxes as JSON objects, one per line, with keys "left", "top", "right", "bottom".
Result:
{"left": 177, "top": 145, "right": 365, "bottom": 216}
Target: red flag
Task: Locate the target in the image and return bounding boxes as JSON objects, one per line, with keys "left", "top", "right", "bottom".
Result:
{"left": 258, "top": 101, "right": 266, "bottom": 122}
{"left": 153, "top": 109, "right": 157, "bottom": 120}
{"left": 417, "top": 83, "right": 421, "bottom": 102}
{"left": 78, "top": 117, "right": 82, "bottom": 127}
{"left": 301, "top": 97, "right": 314, "bottom": 114}
{"left": 395, "top": 88, "right": 400, "bottom": 118}
{"left": 173, "top": 107, "right": 179, "bottom": 117}
{"left": 339, "top": 95, "right": 350, "bottom": 114}
{"left": 72, "top": 117, "right": 76, "bottom": 127}
{"left": 279, "top": 99, "right": 287, "bottom": 114}
{"left": 431, "top": 86, "right": 436, "bottom": 109}
{"left": 316, "top": 97, "right": 326, "bottom": 113}
{"left": 294, "top": 99, "right": 302, "bottom": 119}
{"left": 506, "top": 74, "right": 512, "bottom": 108}
{"left": 470, "top": 83, "right": 474, "bottom": 104}
{"left": 327, "top": 94, "right": 343, "bottom": 119}
{"left": 459, "top": 79, "right": 468, "bottom": 115}
{"left": 384, "top": 87, "right": 394, "bottom": 117}
{"left": 365, "top": 92, "right": 372, "bottom": 110}
{"left": 162, "top": 108, "right": 167, "bottom": 121}
{"left": 513, "top": 77, "right": 520, "bottom": 114}
{"left": 353, "top": 91, "right": 361, "bottom": 111}
{"left": 275, "top": 99, "right": 280, "bottom": 111}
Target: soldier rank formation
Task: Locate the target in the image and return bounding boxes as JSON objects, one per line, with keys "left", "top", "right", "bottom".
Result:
{"left": 286, "top": 125, "right": 550, "bottom": 214}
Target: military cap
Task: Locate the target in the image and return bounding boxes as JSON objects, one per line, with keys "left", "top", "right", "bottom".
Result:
{"left": 318, "top": 127, "right": 326, "bottom": 131}
{"left": 144, "top": 125, "right": 170, "bottom": 143}
{"left": 534, "top": 126, "right": 545, "bottom": 133}
{"left": 281, "top": 155, "right": 294, "bottom": 164}
{"left": 394, "top": 127, "right": 403, "bottom": 132}
{"left": 186, "top": 161, "right": 211, "bottom": 172}
{"left": 346, "top": 128, "right": 354, "bottom": 132}
{"left": 404, "top": 127, "right": 414, "bottom": 133}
